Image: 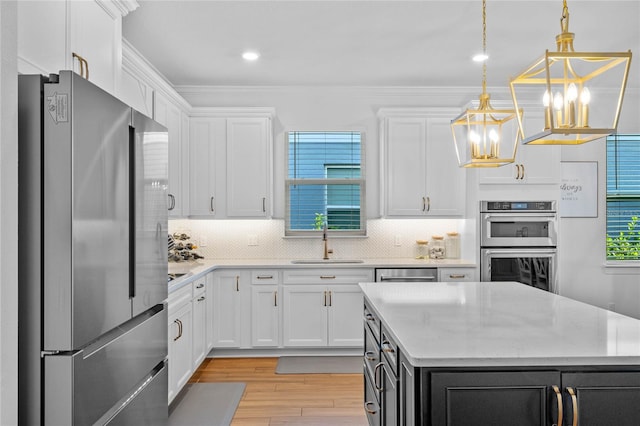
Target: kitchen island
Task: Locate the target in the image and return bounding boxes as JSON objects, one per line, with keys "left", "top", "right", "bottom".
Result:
{"left": 360, "top": 281, "right": 640, "bottom": 426}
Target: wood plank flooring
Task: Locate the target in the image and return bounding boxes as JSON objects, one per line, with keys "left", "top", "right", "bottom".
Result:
{"left": 190, "top": 357, "right": 368, "bottom": 425}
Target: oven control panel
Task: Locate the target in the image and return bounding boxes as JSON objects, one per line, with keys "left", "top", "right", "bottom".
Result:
{"left": 482, "top": 201, "right": 556, "bottom": 212}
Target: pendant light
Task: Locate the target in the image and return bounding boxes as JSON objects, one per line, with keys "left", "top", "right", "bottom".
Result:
{"left": 509, "top": 0, "right": 632, "bottom": 145}
{"left": 451, "top": 0, "right": 522, "bottom": 168}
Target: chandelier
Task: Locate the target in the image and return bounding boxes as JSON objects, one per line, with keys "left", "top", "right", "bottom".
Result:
{"left": 509, "top": 0, "right": 632, "bottom": 145}
{"left": 451, "top": 0, "right": 522, "bottom": 168}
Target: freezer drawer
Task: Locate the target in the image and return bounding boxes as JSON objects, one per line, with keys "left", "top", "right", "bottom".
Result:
{"left": 44, "top": 306, "right": 167, "bottom": 425}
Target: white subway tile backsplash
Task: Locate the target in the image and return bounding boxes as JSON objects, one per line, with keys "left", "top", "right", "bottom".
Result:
{"left": 169, "top": 218, "right": 470, "bottom": 260}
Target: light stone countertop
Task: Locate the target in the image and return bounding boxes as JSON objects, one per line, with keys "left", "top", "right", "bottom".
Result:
{"left": 360, "top": 281, "right": 640, "bottom": 368}
{"left": 167, "top": 258, "right": 476, "bottom": 293}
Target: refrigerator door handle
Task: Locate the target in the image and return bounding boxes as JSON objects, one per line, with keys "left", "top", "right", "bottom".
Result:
{"left": 129, "top": 125, "right": 136, "bottom": 299}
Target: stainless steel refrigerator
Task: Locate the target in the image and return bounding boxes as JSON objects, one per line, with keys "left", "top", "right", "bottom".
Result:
{"left": 18, "top": 71, "right": 169, "bottom": 425}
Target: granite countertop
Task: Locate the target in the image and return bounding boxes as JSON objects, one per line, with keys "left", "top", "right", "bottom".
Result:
{"left": 360, "top": 281, "right": 640, "bottom": 368}
{"left": 167, "top": 258, "right": 477, "bottom": 293}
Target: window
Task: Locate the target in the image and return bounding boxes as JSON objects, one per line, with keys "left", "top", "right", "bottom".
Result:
{"left": 606, "top": 134, "right": 640, "bottom": 260}
{"left": 285, "top": 131, "right": 365, "bottom": 236}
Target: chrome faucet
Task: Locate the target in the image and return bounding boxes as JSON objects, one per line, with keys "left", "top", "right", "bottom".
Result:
{"left": 322, "top": 224, "right": 333, "bottom": 260}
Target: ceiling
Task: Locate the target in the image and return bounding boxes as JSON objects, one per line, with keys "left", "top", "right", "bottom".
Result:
{"left": 122, "top": 1, "right": 640, "bottom": 89}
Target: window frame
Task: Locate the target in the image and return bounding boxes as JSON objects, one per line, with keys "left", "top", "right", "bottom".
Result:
{"left": 605, "top": 134, "right": 640, "bottom": 264}
{"left": 284, "top": 130, "right": 366, "bottom": 237}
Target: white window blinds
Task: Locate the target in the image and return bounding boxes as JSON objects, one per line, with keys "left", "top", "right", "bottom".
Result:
{"left": 606, "top": 134, "right": 640, "bottom": 260}
{"left": 285, "top": 131, "right": 365, "bottom": 236}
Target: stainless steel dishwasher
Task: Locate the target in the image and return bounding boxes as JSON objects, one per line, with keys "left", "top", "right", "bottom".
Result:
{"left": 375, "top": 268, "right": 438, "bottom": 282}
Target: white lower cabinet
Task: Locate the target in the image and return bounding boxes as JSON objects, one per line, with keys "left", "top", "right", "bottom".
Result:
{"left": 205, "top": 272, "right": 215, "bottom": 352}
{"left": 282, "top": 268, "right": 373, "bottom": 347}
{"left": 211, "top": 270, "right": 249, "bottom": 348}
{"left": 191, "top": 276, "right": 207, "bottom": 368}
{"left": 251, "top": 284, "right": 280, "bottom": 347}
{"left": 168, "top": 284, "right": 193, "bottom": 404}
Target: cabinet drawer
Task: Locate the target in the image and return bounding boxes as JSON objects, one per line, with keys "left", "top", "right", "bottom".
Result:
{"left": 193, "top": 277, "right": 206, "bottom": 296}
{"left": 380, "top": 326, "right": 398, "bottom": 374}
{"left": 438, "top": 267, "right": 477, "bottom": 282}
{"left": 283, "top": 268, "right": 373, "bottom": 284}
{"left": 251, "top": 270, "right": 279, "bottom": 284}
{"left": 168, "top": 283, "right": 192, "bottom": 316}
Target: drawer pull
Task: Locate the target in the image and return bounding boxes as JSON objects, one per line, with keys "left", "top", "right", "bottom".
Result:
{"left": 195, "top": 283, "right": 204, "bottom": 289}
{"left": 448, "top": 274, "right": 466, "bottom": 279}
{"left": 364, "top": 351, "right": 377, "bottom": 362}
{"left": 567, "top": 387, "right": 578, "bottom": 426}
{"left": 364, "top": 313, "right": 376, "bottom": 322}
{"left": 173, "top": 319, "right": 183, "bottom": 341}
{"left": 320, "top": 275, "right": 336, "bottom": 279}
{"left": 274, "top": 291, "right": 277, "bottom": 307}
{"left": 197, "top": 296, "right": 205, "bottom": 302}
{"left": 257, "top": 275, "right": 274, "bottom": 280}
{"left": 552, "top": 385, "right": 563, "bottom": 426}
{"left": 381, "top": 341, "right": 395, "bottom": 353}
{"left": 373, "top": 362, "right": 384, "bottom": 391}
{"left": 364, "top": 401, "right": 378, "bottom": 415}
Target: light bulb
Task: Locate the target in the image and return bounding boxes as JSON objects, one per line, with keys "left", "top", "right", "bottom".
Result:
{"left": 553, "top": 92, "right": 564, "bottom": 110}
{"left": 489, "top": 129, "right": 499, "bottom": 142}
{"left": 580, "top": 87, "right": 591, "bottom": 105}
{"left": 469, "top": 130, "right": 481, "bottom": 144}
{"left": 543, "top": 90, "right": 550, "bottom": 107}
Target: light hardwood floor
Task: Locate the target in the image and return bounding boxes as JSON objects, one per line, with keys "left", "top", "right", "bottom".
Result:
{"left": 190, "top": 357, "right": 368, "bottom": 425}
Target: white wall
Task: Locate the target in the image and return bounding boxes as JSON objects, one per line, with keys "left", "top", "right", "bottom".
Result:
{"left": 0, "top": 2, "right": 18, "bottom": 424}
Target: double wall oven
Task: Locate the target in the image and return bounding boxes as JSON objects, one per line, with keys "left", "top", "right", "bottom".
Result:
{"left": 480, "top": 201, "right": 558, "bottom": 293}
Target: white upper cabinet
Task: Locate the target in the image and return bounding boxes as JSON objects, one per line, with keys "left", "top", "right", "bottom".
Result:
{"left": 478, "top": 114, "right": 561, "bottom": 185}
{"left": 18, "top": 0, "right": 136, "bottom": 95}
{"left": 380, "top": 108, "right": 465, "bottom": 217}
{"left": 188, "top": 109, "right": 275, "bottom": 219}
{"left": 155, "top": 91, "right": 188, "bottom": 217}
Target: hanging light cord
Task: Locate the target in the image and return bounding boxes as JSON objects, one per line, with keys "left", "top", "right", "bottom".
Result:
{"left": 481, "top": 0, "right": 487, "bottom": 95}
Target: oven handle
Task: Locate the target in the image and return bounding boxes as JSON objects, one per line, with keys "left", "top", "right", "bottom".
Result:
{"left": 482, "top": 248, "right": 557, "bottom": 256}
{"left": 483, "top": 214, "right": 557, "bottom": 222}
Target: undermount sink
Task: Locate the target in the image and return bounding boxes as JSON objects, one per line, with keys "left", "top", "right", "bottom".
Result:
{"left": 290, "top": 259, "right": 365, "bottom": 264}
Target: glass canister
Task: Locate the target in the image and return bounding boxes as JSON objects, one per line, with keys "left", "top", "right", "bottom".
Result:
{"left": 415, "top": 240, "right": 429, "bottom": 259}
{"left": 429, "top": 235, "right": 445, "bottom": 259}
{"left": 445, "top": 232, "right": 461, "bottom": 259}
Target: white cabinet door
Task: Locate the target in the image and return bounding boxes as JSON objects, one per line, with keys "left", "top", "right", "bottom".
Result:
{"left": 192, "top": 277, "right": 207, "bottom": 368}
{"left": 226, "top": 118, "right": 271, "bottom": 217}
{"left": 251, "top": 285, "right": 280, "bottom": 347}
{"left": 327, "top": 285, "right": 363, "bottom": 347}
{"left": 189, "top": 118, "right": 223, "bottom": 216}
{"left": 168, "top": 299, "right": 193, "bottom": 404}
{"left": 282, "top": 285, "right": 328, "bottom": 347}
{"left": 155, "top": 92, "right": 186, "bottom": 217}
{"left": 382, "top": 112, "right": 464, "bottom": 217}
{"left": 17, "top": 1, "right": 66, "bottom": 75}
{"left": 211, "top": 270, "right": 245, "bottom": 348}
{"left": 205, "top": 272, "right": 215, "bottom": 352}
{"left": 385, "top": 117, "right": 428, "bottom": 216}
{"left": 425, "top": 117, "right": 465, "bottom": 216}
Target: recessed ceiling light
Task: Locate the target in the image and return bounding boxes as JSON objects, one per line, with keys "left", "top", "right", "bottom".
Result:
{"left": 472, "top": 53, "right": 489, "bottom": 62}
{"left": 242, "top": 51, "right": 260, "bottom": 61}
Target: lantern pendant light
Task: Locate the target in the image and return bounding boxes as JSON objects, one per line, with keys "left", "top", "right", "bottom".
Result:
{"left": 509, "top": 0, "right": 632, "bottom": 145}
{"left": 451, "top": 0, "right": 522, "bottom": 168}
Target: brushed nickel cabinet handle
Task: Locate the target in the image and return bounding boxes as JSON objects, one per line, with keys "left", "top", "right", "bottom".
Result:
{"left": 373, "top": 362, "right": 384, "bottom": 391}
{"left": 236, "top": 275, "right": 239, "bottom": 292}
{"left": 426, "top": 196, "right": 431, "bottom": 212}
{"left": 364, "top": 401, "right": 378, "bottom": 415}
{"left": 422, "top": 196, "right": 426, "bottom": 212}
{"left": 552, "top": 385, "right": 563, "bottom": 426}
{"left": 168, "top": 194, "right": 175, "bottom": 210}
{"left": 520, "top": 164, "right": 526, "bottom": 180}
{"left": 567, "top": 387, "right": 578, "bottom": 426}
{"left": 210, "top": 196, "right": 215, "bottom": 212}
{"left": 173, "top": 319, "right": 182, "bottom": 341}
{"left": 262, "top": 197, "right": 266, "bottom": 213}
{"left": 257, "top": 275, "right": 273, "bottom": 280}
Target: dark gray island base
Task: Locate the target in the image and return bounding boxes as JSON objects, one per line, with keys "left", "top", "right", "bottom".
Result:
{"left": 360, "top": 282, "right": 640, "bottom": 426}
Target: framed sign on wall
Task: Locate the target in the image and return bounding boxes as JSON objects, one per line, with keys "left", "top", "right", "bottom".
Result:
{"left": 560, "top": 161, "right": 598, "bottom": 218}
